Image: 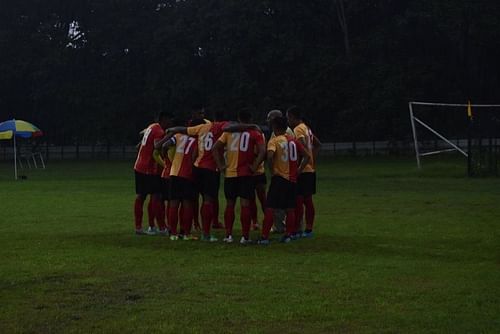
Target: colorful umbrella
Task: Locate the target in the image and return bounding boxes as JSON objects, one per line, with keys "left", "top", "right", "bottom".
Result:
{"left": 0, "top": 119, "right": 44, "bottom": 179}
{"left": 0, "top": 119, "right": 43, "bottom": 138}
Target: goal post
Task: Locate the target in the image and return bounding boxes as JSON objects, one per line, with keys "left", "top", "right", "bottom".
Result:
{"left": 409, "top": 101, "right": 500, "bottom": 176}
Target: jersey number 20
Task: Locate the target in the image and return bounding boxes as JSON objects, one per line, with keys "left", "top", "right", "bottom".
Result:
{"left": 230, "top": 132, "right": 250, "bottom": 152}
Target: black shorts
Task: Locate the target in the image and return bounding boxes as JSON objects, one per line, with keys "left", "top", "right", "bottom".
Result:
{"left": 254, "top": 173, "right": 267, "bottom": 186}
{"left": 169, "top": 176, "right": 197, "bottom": 201}
{"left": 224, "top": 176, "right": 256, "bottom": 200}
{"left": 135, "top": 171, "right": 162, "bottom": 196}
{"left": 297, "top": 172, "right": 317, "bottom": 196}
{"left": 161, "top": 178, "right": 171, "bottom": 201}
{"left": 266, "top": 176, "right": 297, "bottom": 209}
{"left": 193, "top": 166, "right": 220, "bottom": 198}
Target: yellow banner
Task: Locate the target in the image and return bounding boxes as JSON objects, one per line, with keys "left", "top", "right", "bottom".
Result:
{"left": 467, "top": 100, "right": 473, "bottom": 119}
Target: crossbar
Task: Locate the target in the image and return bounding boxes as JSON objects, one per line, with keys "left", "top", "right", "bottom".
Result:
{"left": 410, "top": 102, "right": 500, "bottom": 108}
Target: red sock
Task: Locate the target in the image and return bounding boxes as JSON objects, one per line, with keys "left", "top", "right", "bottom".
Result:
{"left": 134, "top": 197, "right": 144, "bottom": 229}
{"left": 256, "top": 188, "right": 267, "bottom": 214}
{"left": 241, "top": 205, "right": 251, "bottom": 239}
{"left": 168, "top": 206, "right": 179, "bottom": 235}
{"left": 304, "top": 196, "right": 315, "bottom": 231}
{"left": 261, "top": 208, "right": 274, "bottom": 239}
{"left": 147, "top": 197, "right": 155, "bottom": 228}
{"left": 201, "top": 202, "right": 213, "bottom": 236}
{"left": 212, "top": 198, "right": 220, "bottom": 225}
{"left": 181, "top": 206, "right": 193, "bottom": 235}
{"left": 224, "top": 205, "right": 235, "bottom": 237}
{"left": 295, "top": 196, "right": 304, "bottom": 232}
{"left": 285, "top": 210, "right": 296, "bottom": 236}
{"left": 153, "top": 197, "right": 166, "bottom": 231}
{"left": 249, "top": 199, "right": 258, "bottom": 224}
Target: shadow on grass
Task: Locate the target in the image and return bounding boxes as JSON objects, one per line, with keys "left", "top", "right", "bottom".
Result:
{"left": 53, "top": 231, "right": 494, "bottom": 265}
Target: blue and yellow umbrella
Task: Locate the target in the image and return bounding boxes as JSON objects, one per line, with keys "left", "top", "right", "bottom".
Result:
{"left": 0, "top": 119, "right": 43, "bottom": 139}
{"left": 0, "top": 119, "right": 43, "bottom": 179}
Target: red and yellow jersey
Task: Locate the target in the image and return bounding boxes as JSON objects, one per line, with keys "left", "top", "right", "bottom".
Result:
{"left": 267, "top": 134, "right": 305, "bottom": 183}
{"left": 161, "top": 146, "right": 176, "bottom": 179}
{"left": 134, "top": 123, "right": 165, "bottom": 175}
{"left": 293, "top": 122, "right": 315, "bottom": 172}
{"left": 217, "top": 129, "right": 265, "bottom": 178}
{"left": 169, "top": 134, "right": 198, "bottom": 180}
{"left": 255, "top": 133, "right": 266, "bottom": 175}
{"left": 187, "top": 121, "right": 228, "bottom": 171}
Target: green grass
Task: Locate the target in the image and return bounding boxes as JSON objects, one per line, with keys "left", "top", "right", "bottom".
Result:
{"left": 1, "top": 157, "right": 499, "bottom": 333}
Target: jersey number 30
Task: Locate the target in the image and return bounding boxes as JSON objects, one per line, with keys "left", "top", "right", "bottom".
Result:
{"left": 281, "top": 141, "right": 298, "bottom": 162}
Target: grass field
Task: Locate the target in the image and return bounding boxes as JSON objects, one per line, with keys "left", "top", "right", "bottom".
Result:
{"left": 1, "top": 157, "right": 499, "bottom": 333}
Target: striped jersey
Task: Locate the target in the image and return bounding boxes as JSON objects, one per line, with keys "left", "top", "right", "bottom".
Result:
{"left": 217, "top": 129, "right": 265, "bottom": 178}
{"left": 255, "top": 133, "right": 266, "bottom": 175}
{"left": 134, "top": 123, "right": 165, "bottom": 175}
{"left": 293, "top": 122, "right": 315, "bottom": 173}
{"left": 267, "top": 134, "right": 305, "bottom": 183}
{"left": 168, "top": 134, "right": 198, "bottom": 180}
{"left": 187, "top": 121, "right": 228, "bottom": 171}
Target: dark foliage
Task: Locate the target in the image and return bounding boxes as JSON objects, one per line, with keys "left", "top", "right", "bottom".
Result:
{"left": 1, "top": 0, "right": 499, "bottom": 144}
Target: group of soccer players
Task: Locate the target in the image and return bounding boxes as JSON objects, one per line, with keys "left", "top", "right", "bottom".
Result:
{"left": 133, "top": 106, "right": 321, "bottom": 245}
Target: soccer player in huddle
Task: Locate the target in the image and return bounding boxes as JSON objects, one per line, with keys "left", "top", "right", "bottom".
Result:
{"left": 266, "top": 109, "right": 295, "bottom": 233}
{"left": 286, "top": 106, "right": 322, "bottom": 237}
{"left": 213, "top": 109, "right": 266, "bottom": 244}
{"left": 164, "top": 111, "right": 228, "bottom": 242}
{"left": 133, "top": 112, "right": 172, "bottom": 235}
{"left": 161, "top": 126, "right": 200, "bottom": 240}
{"left": 250, "top": 131, "right": 267, "bottom": 231}
{"left": 259, "top": 116, "right": 311, "bottom": 244}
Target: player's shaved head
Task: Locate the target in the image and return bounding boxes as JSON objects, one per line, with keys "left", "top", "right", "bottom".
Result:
{"left": 286, "top": 105, "right": 302, "bottom": 128}
{"left": 267, "top": 109, "right": 282, "bottom": 122}
{"left": 157, "top": 111, "right": 173, "bottom": 129}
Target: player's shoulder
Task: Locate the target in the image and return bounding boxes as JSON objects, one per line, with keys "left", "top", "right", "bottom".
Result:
{"left": 293, "top": 123, "right": 307, "bottom": 137}
{"left": 295, "top": 123, "right": 307, "bottom": 131}
{"left": 268, "top": 134, "right": 283, "bottom": 144}
{"left": 214, "top": 120, "right": 229, "bottom": 127}
{"left": 150, "top": 123, "right": 161, "bottom": 130}
{"left": 210, "top": 121, "right": 225, "bottom": 131}
{"left": 248, "top": 128, "right": 261, "bottom": 136}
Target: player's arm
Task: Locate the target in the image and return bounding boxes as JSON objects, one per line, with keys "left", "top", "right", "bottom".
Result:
{"left": 250, "top": 142, "right": 266, "bottom": 174}
{"left": 212, "top": 141, "right": 226, "bottom": 172}
{"left": 223, "top": 123, "right": 262, "bottom": 133}
{"left": 154, "top": 130, "right": 175, "bottom": 149}
{"left": 161, "top": 137, "right": 176, "bottom": 151}
{"left": 266, "top": 150, "right": 275, "bottom": 175}
{"left": 152, "top": 149, "right": 166, "bottom": 168}
{"left": 167, "top": 126, "right": 188, "bottom": 134}
{"left": 296, "top": 141, "right": 311, "bottom": 174}
{"left": 312, "top": 134, "right": 322, "bottom": 159}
